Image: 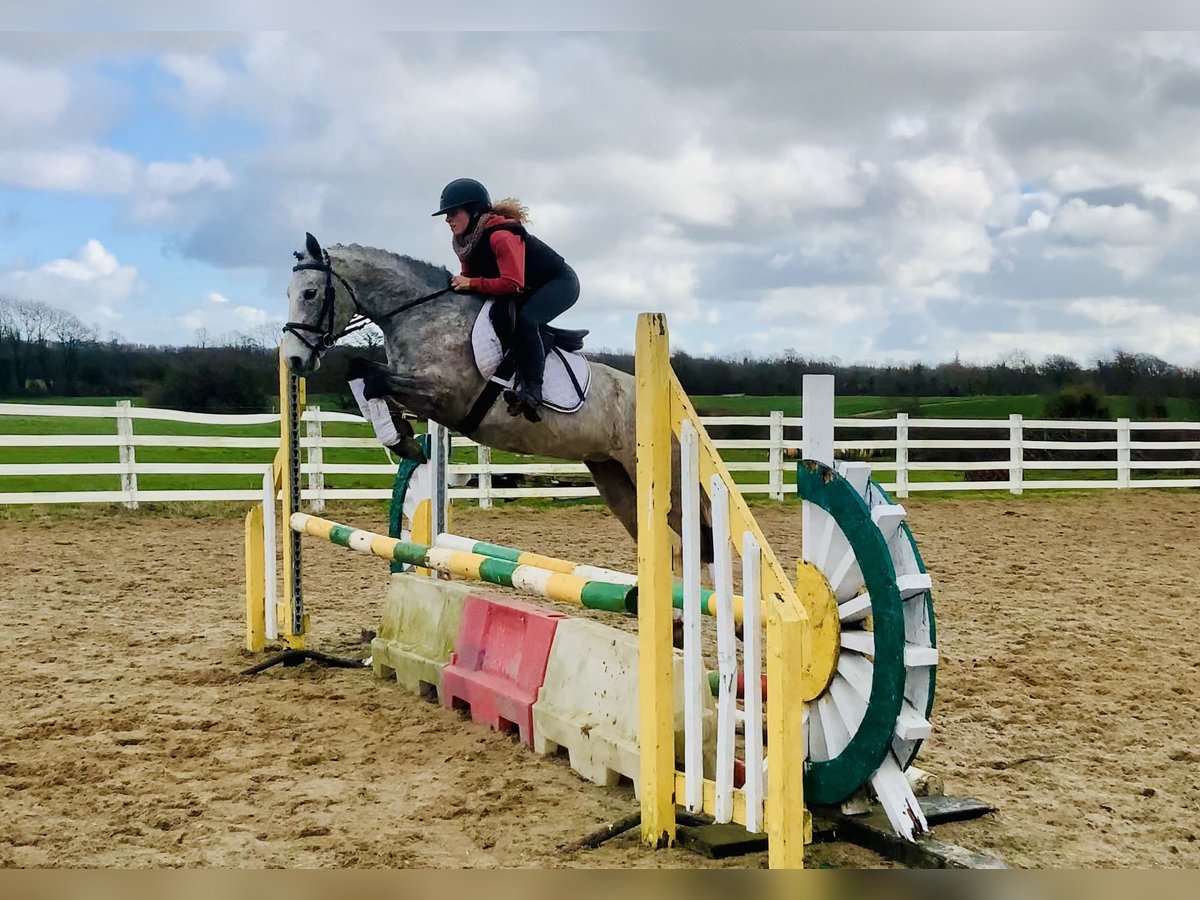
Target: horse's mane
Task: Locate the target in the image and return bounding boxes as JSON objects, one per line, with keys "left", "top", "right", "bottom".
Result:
{"left": 329, "top": 243, "right": 451, "bottom": 298}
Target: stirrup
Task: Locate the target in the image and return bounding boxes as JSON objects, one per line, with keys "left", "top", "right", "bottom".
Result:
{"left": 503, "top": 388, "right": 543, "bottom": 423}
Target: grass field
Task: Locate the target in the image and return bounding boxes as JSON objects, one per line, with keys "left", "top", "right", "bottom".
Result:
{"left": 2, "top": 393, "right": 1197, "bottom": 499}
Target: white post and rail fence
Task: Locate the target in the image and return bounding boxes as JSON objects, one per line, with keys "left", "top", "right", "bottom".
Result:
{"left": 1, "top": 401, "right": 1198, "bottom": 507}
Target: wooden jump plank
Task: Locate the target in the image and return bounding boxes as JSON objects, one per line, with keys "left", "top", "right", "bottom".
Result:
{"left": 812, "top": 796, "right": 1007, "bottom": 869}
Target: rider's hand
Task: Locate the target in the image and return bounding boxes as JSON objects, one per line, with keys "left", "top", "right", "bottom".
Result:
{"left": 450, "top": 275, "right": 472, "bottom": 292}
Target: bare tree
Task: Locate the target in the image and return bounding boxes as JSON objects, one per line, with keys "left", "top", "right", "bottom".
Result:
{"left": 246, "top": 320, "right": 286, "bottom": 351}
{"left": 343, "top": 322, "right": 384, "bottom": 349}
{"left": 52, "top": 310, "right": 96, "bottom": 396}
{"left": 25, "top": 300, "right": 57, "bottom": 390}
{"left": 0, "top": 296, "right": 15, "bottom": 394}
{"left": 6, "top": 299, "right": 59, "bottom": 393}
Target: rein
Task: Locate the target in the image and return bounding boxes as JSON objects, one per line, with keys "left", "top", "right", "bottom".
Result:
{"left": 282, "top": 252, "right": 452, "bottom": 355}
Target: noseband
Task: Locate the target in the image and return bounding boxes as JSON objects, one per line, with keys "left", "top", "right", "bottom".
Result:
{"left": 282, "top": 251, "right": 454, "bottom": 357}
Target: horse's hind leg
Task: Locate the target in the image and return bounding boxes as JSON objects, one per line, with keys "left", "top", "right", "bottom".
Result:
{"left": 588, "top": 456, "right": 693, "bottom": 647}
{"left": 585, "top": 458, "right": 639, "bottom": 543}
{"left": 586, "top": 453, "right": 714, "bottom": 565}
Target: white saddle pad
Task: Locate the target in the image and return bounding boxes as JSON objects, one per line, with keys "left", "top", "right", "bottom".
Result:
{"left": 470, "top": 299, "right": 590, "bottom": 414}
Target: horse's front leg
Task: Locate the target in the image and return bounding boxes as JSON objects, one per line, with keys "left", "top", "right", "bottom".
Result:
{"left": 346, "top": 358, "right": 434, "bottom": 462}
{"left": 358, "top": 365, "right": 440, "bottom": 403}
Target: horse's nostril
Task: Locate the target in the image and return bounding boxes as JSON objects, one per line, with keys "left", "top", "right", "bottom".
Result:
{"left": 287, "top": 355, "right": 305, "bottom": 372}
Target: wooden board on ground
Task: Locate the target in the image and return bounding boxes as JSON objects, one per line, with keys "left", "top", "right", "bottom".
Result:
{"left": 812, "top": 796, "right": 1006, "bottom": 869}
{"left": 677, "top": 822, "right": 768, "bottom": 859}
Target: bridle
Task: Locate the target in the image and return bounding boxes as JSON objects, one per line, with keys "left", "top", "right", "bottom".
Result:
{"left": 282, "top": 250, "right": 454, "bottom": 356}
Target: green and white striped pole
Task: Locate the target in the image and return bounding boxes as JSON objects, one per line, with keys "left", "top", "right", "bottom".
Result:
{"left": 433, "top": 532, "right": 742, "bottom": 620}
{"left": 292, "top": 513, "right": 634, "bottom": 614}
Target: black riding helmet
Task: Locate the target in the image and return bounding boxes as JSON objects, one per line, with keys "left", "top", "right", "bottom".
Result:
{"left": 432, "top": 178, "right": 491, "bottom": 216}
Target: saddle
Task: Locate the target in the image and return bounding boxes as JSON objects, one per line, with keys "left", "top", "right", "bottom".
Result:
{"left": 469, "top": 299, "right": 592, "bottom": 420}
{"left": 540, "top": 323, "right": 589, "bottom": 353}
{"left": 487, "top": 297, "right": 588, "bottom": 352}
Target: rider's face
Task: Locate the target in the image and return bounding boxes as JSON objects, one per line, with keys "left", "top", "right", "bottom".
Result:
{"left": 446, "top": 208, "right": 471, "bottom": 237}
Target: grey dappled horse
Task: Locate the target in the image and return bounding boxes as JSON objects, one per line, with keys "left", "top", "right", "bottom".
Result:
{"left": 281, "top": 233, "right": 645, "bottom": 545}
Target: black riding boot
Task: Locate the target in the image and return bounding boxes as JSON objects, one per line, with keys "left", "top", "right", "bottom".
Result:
{"left": 505, "top": 377, "right": 543, "bottom": 422}
{"left": 504, "top": 312, "right": 547, "bottom": 421}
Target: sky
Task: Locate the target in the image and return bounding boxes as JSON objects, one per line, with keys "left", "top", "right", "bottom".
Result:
{"left": 5, "top": 30, "right": 1200, "bottom": 365}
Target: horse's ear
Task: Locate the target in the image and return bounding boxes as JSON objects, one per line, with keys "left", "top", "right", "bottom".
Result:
{"left": 305, "top": 232, "right": 323, "bottom": 260}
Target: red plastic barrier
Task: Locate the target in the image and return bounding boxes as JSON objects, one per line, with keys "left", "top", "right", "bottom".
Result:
{"left": 441, "top": 594, "right": 567, "bottom": 747}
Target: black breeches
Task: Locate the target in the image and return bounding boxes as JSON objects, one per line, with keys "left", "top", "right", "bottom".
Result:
{"left": 513, "top": 266, "right": 580, "bottom": 387}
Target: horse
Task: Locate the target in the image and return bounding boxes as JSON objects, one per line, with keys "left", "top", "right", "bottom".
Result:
{"left": 280, "top": 232, "right": 644, "bottom": 544}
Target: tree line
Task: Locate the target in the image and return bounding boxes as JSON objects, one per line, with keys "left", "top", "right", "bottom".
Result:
{"left": 3, "top": 294, "right": 1199, "bottom": 417}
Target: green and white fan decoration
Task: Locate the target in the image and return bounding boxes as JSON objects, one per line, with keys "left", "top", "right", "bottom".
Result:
{"left": 797, "top": 458, "right": 938, "bottom": 840}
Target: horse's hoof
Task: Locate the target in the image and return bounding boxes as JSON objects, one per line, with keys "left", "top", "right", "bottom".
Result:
{"left": 387, "top": 436, "right": 428, "bottom": 463}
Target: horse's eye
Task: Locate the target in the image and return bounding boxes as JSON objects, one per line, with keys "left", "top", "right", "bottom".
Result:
{"left": 302, "top": 288, "right": 318, "bottom": 301}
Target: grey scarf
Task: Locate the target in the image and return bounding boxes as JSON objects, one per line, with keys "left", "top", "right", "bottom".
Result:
{"left": 452, "top": 213, "right": 496, "bottom": 266}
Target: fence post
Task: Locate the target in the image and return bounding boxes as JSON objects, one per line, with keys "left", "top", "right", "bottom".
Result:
{"left": 801, "top": 375, "right": 835, "bottom": 572}
{"left": 305, "top": 405, "right": 325, "bottom": 513}
{"left": 1117, "top": 418, "right": 1131, "bottom": 488}
{"left": 635, "top": 313, "right": 677, "bottom": 850}
{"left": 1009, "top": 413, "right": 1023, "bottom": 495}
{"left": 478, "top": 443, "right": 493, "bottom": 510}
{"left": 895, "top": 412, "right": 910, "bottom": 499}
{"left": 116, "top": 400, "right": 138, "bottom": 509}
{"left": 801, "top": 375, "right": 835, "bottom": 465}
{"left": 429, "top": 421, "right": 450, "bottom": 536}
{"left": 768, "top": 410, "right": 784, "bottom": 500}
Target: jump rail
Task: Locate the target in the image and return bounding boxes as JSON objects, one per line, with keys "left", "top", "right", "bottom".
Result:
{"left": 243, "top": 324, "right": 839, "bottom": 870}
{"left": 432, "top": 532, "right": 748, "bottom": 621}
{"left": 291, "top": 512, "right": 635, "bottom": 613}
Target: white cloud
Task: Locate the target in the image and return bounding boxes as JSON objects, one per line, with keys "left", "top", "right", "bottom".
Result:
{"left": 1056, "top": 297, "right": 1200, "bottom": 359}
{"left": 592, "top": 142, "right": 737, "bottom": 227}
{"left": 1142, "top": 183, "right": 1200, "bottom": 214}
{"left": 888, "top": 116, "right": 927, "bottom": 140}
{"left": 1050, "top": 199, "right": 1160, "bottom": 245}
{"left": 1048, "top": 164, "right": 1114, "bottom": 194}
{"left": 232, "top": 305, "right": 272, "bottom": 327}
{"left": 0, "top": 147, "right": 234, "bottom": 228}
{"left": 0, "top": 58, "right": 71, "bottom": 135}
{"left": 735, "top": 145, "right": 873, "bottom": 218}
{"left": 159, "top": 52, "right": 230, "bottom": 108}
{"left": 180, "top": 299, "right": 275, "bottom": 334}
{"left": 0, "top": 146, "right": 139, "bottom": 194}
{"left": 898, "top": 156, "right": 996, "bottom": 219}
{"left": 1066, "top": 296, "right": 1147, "bottom": 326}
{"left": 0, "top": 240, "right": 139, "bottom": 320}
{"left": 578, "top": 257, "right": 701, "bottom": 317}
{"left": 1027, "top": 209, "right": 1052, "bottom": 231}
{"left": 882, "top": 216, "right": 996, "bottom": 293}
{"left": 146, "top": 158, "right": 234, "bottom": 194}
{"left": 43, "top": 240, "right": 123, "bottom": 280}
{"left": 755, "top": 286, "right": 874, "bottom": 327}
{"left": 583, "top": 140, "right": 870, "bottom": 229}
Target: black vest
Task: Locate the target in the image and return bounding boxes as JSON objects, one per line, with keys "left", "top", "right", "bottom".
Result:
{"left": 464, "top": 222, "right": 567, "bottom": 294}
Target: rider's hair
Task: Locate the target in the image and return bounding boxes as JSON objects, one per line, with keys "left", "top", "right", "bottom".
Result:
{"left": 490, "top": 197, "right": 530, "bottom": 224}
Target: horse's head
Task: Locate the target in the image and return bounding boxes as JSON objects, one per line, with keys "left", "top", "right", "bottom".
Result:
{"left": 282, "top": 232, "right": 359, "bottom": 373}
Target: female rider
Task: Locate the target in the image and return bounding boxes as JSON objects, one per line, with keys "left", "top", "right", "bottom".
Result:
{"left": 434, "top": 178, "right": 579, "bottom": 420}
